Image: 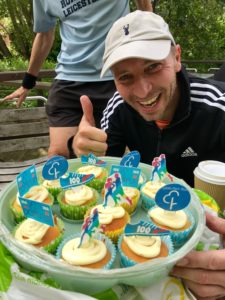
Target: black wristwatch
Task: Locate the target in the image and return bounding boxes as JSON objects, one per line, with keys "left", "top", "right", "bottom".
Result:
{"left": 67, "top": 136, "right": 76, "bottom": 159}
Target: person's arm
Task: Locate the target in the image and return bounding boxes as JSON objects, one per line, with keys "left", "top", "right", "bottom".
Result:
{"left": 135, "top": 0, "right": 153, "bottom": 11}
{"left": 4, "top": 28, "right": 55, "bottom": 107}
{"left": 171, "top": 213, "right": 225, "bottom": 299}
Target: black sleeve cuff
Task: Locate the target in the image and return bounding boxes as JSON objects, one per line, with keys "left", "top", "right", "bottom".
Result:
{"left": 67, "top": 135, "right": 77, "bottom": 159}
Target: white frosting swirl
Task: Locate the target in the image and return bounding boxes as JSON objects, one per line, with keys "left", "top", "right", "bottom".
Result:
{"left": 65, "top": 186, "right": 94, "bottom": 205}
{"left": 15, "top": 219, "right": 49, "bottom": 245}
{"left": 42, "top": 179, "right": 61, "bottom": 188}
{"left": 123, "top": 187, "right": 139, "bottom": 199}
{"left": 124, "top": 235, "right": 161, "bottom": 258}
{"left": 92, "top": 204, "right": 125, "bottom": 225}
{"left": 61, "top": 237, "right": 107, "bottom": 265}
{"left": 142, "top": 181, "right": 165, "bottom": 198}
{"left": 16, "top": 185, "right": 49, "bottom": 206}
{"left": 149, "top": 207, "right": 187, "bottom": 229}
{"left": 77, "top": 165, "right": 103, "bottom": 178}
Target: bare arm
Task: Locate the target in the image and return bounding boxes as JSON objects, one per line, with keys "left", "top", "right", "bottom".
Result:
{"left": 27, "top": 28, "right": 55, "bottom": 76}
{"left": 135, "top": 0, "right": 153, "bottom": 11}
{"left": 4, "top": 28, "right": 55, "bottom": 107}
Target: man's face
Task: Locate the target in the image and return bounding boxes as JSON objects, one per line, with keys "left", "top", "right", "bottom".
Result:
{"left": 111, "top": 45, "right": 182, "bottom": 122}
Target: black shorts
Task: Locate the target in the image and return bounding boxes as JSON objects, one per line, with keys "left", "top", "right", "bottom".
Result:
{"left": 46, "top": 80, "right": 116, "bottom": 128}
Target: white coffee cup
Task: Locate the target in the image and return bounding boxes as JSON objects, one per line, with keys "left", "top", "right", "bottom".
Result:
{"left": 194, "top": 160, "right": 225, "bottom": 211}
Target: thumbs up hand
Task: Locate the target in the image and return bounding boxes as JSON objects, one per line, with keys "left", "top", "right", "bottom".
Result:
{"left": 73, "top": 95, "right": 108, "bottom": 157}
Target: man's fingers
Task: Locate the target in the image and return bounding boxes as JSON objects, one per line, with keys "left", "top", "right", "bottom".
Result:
{"left": 172, "top": 266, "right": 225, "bottom": 287}
{"left": 184, "top": 279, "right": 225, "bottom": 300}
{"left": 175, "top": 250, "right": 225, "bottom": 270}
{"left": 73, "top": 135, "right": 108, "bottom": 157}
{"left": 206, "top": 212, "right": 225, "bottom": 235}
{"left": 80, "top": 95, "right": 95, "bottom": 126}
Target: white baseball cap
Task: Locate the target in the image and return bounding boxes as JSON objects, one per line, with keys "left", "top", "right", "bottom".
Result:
{"left": 101, "top": 10, "right": 176, "bottom": 77}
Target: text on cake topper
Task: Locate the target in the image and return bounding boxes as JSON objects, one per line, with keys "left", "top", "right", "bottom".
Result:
{"left": 81, "top": 153, "right": 106, "bottom": 166}
{"left": 60, "top": 172, "right": 94, "bottom": 189}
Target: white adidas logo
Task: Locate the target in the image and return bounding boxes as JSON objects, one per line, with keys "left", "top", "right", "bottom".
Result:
{"left": 181, "top": 147, "right": 197, "bottom": 157}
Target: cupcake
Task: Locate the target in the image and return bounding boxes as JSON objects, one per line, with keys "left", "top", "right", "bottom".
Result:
{"left": 41, "top": 179, "right": 62, "bottom": 203}
{"left": 57, "top": 185, "right": 99, "bottom": 220}
{"left": 13, "top": 216, "right": 64, "bottom": 254}
{"left": 76, "top": 165, "right": 108, "bottom": 191}
{"left": 141, "top": 181, "right": 166, "bottom": 211}
{"left": 85, "top": 204, "right": 130, "bottom": 243}
{"left": 148, "top": 206, "right": 195, "bottom": 248}
{"left": 118, "top": 234, "right": 174, "bottom": 267}
{"left": 56, "top": 233, "right": 116, "bottom": 269}
{"left": 122, "top": 187, "right": 140, "bottom": 214}
{"left": 11, "top": 186, "right": 54, "bottom": 223}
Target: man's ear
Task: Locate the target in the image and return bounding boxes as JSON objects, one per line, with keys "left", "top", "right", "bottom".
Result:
{"left": 174, "top": 44, "right": 182, "bottom": 72}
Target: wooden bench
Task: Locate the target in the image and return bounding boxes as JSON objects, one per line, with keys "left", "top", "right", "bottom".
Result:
{"left": 0, "top": 96, "right": 49, "bottom": 192}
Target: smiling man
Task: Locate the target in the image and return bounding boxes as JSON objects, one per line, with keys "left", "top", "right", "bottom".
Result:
{"left": 70, "top": 10, "right": 225, "bottom": 188}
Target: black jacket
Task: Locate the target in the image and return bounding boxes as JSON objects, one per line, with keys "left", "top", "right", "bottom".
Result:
{"left": 101, "top": 67, "right": 225, "bottom": 187}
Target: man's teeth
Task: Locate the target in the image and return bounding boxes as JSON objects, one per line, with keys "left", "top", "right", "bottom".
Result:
{"left": 140, "top": 95, "right": 158, "bottom": 105}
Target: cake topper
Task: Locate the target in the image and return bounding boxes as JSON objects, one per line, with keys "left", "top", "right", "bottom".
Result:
{"left": 81, "top": 153, "right": 106, "bottom": 166}
{"left": 60, "top": 172, "right": 94, "bottom": 189}
{"left": 78, "top": 208, "right": 100, "bottom": 247}
{"left": 120, "top": 150, "right": 140, "bottom": 167}
{"left": 150, "top": 154, "right": 173, "bottom": 182}
{"left": 42, "top": 156, "right": 68, "bottom": 180}
{"left": 103, "top": 173, "right": 132, "bottom": 207}
{"left": 125, "top": 221, "right": 170, "bottom": 236}
{"left": 16, "top": 165, "right": 54, "bottom": 226}
{"left": 155, "top": 183, "right": 191, "bottom": 211}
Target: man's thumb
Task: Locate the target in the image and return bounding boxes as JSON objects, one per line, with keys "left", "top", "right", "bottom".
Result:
{"left": 80, "top": 95, "right": 95, "bottom": 126}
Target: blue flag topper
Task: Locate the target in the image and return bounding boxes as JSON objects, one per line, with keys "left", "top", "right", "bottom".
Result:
{"left": 103, "top": 173, "right": 132, "bottom": 207}
{"left": 110, "top": 165, "right": 141, "bottom": 188}
{"left": 78, "top": 208, "right": 100, "bottom": 248}
{"left": 150, "top": 154, "right": 173, "bottom": 182}
{"left": 120, "top": 151, "right": 140, "bottom": 168}
{"left": 18, "top": 197, "right": 54, "bottom": 227}
{"left": 155, "top": 183, "right": 191, "bottom": 211}
{"left": 60, "top": 172, "right": 94, "bottom": 189}
{"left": 17, "top": 165, "right": 38, "bottom": 197}
{"left": 81, "top": 153, "right": 106, "bottom": 167}
{"left": 42, "top": 156, "right": 68, "bottom": 180}
{"left": 124, "top": 221, "right": 170, "bottom": 236}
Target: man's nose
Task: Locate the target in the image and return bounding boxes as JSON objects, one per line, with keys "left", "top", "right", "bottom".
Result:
{"left": 133, "top": 78, "right": 152, "bottom": 98}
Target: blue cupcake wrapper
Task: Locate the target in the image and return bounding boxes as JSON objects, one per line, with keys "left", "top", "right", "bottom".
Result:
{"left": 56, "top": 232, "right": 116, "bottom": 270}
{"left": 118, "top": 234, "right": 174, "bottom": 267}
{"left": 140, "top": 192, "right": 156, "bottom": 211}
{"left": 148, "top": 206, "right": 196, "bottom": 249}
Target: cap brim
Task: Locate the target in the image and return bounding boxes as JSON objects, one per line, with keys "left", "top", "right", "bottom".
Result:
{"left": 101, "top": 40, "right": 171, "bottom": 77}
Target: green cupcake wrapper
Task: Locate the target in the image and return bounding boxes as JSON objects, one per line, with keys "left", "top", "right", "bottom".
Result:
{"left": 57, "top": 188, "right": 99, "bottom": 220}
{"left": 46, "top": 187, "right": 63, "bottom": 203}
{"left": 77, "top": 168, "right": 108, "bottom": 191}
{"left": 42, "top": 217, "right": 65, "bottom": 254}
{"left": 12, "top": 217, "right": 65, "bottom": 254}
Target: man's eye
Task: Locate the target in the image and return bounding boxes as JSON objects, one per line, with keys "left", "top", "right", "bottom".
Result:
{"left": 146, "top": 63, "right": 161, "bottom": 73}
{"left": 118, "top": 74, "right": 132, "bottom": 82}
